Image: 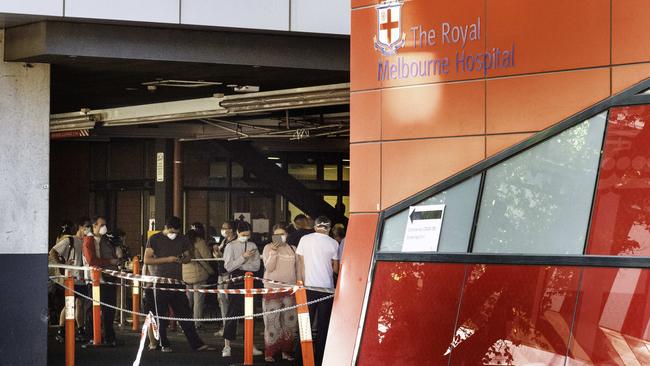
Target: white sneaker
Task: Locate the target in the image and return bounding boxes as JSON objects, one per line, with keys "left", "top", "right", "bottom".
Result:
{"left": 222, "top": 345, "right": 231, "bottom": 357}
{"left": 252, "top": 346, "right": 263, "bottom": 356}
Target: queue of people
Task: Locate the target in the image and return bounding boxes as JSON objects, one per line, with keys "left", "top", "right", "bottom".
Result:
{"left": 48, "top": 212, "right": 346, "bottom": 365}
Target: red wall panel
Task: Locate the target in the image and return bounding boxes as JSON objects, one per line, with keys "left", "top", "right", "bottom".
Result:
{"left": 357, "top": 262, "right": 466, "bottom": 365}
{"left": 449, "top": 265, "right": 581, "bottom": 365}
{"left": 486, "top": 0, "right": 610, "bottom": 77}
{"left": 587, "top": 105, "right": 650, "bottom": 256}
{"left": 324, "top": 213, "right": 379, "bottom": 366}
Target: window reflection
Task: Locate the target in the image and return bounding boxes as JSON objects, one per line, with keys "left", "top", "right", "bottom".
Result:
{"left": 447, "top": 265, "right": 580, "bottom": 365}
{"left": 473, "top": 113, "right": 606, "bottom": 255}
{"left": 587, "top": 105, "right": 650, "bottom": 256}
{"left": 568, "top": 268, "right": 650, "bottom": 365}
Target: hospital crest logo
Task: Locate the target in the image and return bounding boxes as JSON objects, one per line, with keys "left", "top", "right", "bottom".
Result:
{"left": 374, "top": 0, "right": 406, "bottom": 56}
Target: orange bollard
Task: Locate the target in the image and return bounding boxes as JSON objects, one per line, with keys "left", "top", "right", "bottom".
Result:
{"left": 295, "top": 281, "right": 315, "bottom": 366}
{"left": 132, "top": 256, "right": 141, "bottom": 331}
{"left": 91, "top": 267, "right": 102, "bottom": 345}
{"left": 244, "top": 272, "right": 254, "bottom": 365}
{"left": 64, "top": 272, "right": 75, "bottom": 366}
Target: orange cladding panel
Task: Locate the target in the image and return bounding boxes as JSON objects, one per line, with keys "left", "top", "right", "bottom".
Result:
{"left": 352, "top": 7, "right": 382, "bottom": 91}
{"left": 487, "top": 68, "right": 610, "bottom": 134}
{"left": 486, "top": 133, "right": 534, "bottom": 157}
{"left": 486, "top": 0, "right": 610, "bottom": 77}
{"left": 382, "top": 80, "right": 485, "bottom": 140}
{"left": 612, "top": 63, "right": 650, "bottom": 94}
{"left": 613, "top": 0, "right": 650, "bottom": 64}
{"left": 323, "top": 213, "right": 379, "bottom": 366}
{"left": 351, "top": 91, "right": 382, "bottom": 143}
{"left": 350, "top": 143, "right": 381, "bottom": 212}
{"left": 381, "top": 136, "right": 484, "bottom": 209}
{"left": 352, "top": 0, "right": 377, "bottom": 8}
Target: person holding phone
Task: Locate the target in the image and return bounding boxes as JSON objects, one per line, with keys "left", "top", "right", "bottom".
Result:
{"left": 144, "top": 216, "right": 213, "bottom": 353}
{"left": 221, "top": 221, "right": 262, "bottom": 357}
{"left": 261, "top": 224, "right": 299, "bottom": 362}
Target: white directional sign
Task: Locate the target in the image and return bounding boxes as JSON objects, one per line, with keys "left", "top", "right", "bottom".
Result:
{"left": 402, "top": 204, "right": 445, "bottom": 252}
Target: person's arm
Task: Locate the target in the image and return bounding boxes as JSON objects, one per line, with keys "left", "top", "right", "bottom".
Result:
{"left": 196, "top": 240, "right": 215, "bottom": 275}
{"left": 250, "top": 246, "right": 261, "bottom": 272}
{"left": 262, "top": 245, "right": 279, "bottom": 273}
{"left": 82, "top": 236, "right": 114, "bottom": 267}
{"left": 143, "top": 247, "right": 177, "bottom": 265}
{"left": 296, "top": 254, "right": 305, "bottom": 283}
{"left": 332, "top": 259, "right": 340, "bottom": 275}
{"left": 223, "top": 243, "right": 246, "bottom": 273}
{"left": 49, "top": 240, "right": 66, "bottom": 263}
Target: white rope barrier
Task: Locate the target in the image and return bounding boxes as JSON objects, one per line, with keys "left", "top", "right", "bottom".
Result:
{"left": 51, "top": 279, "right": 334, "bottom": 322}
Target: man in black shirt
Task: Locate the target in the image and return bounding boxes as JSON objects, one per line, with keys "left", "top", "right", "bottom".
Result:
{"left": 144, "top": 216, "right": 213, "bottom": 353}
{"left": 286, "top": 214, "right": 314, "bottom": 247}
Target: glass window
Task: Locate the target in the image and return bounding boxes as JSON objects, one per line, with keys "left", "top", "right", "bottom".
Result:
{"left": 208, "top": 161, "right": 228, "bottom": 187}
{"left": 287, "top": 201, "right": 307, "bottom": 223}
{"left": 587, "top": 105, "right": 650, "bottom": 256}
{"left": 342, "top": 196, "right": 350, "bottom": 218}
{"left": 380, "top": 175, "right": 482, "bottom": 252}
{"left": 208, "top": 191, "right": 228, "bottom": 237}
{"left": 472, "top": 113, "right": 607, "bottom": 254}
{"left": 289, "top": 163, "right": 318, "bottom": 180}
{"left": 324, "top": 195, "right": 338, "bottom": 208}
{"left": 324, "top": 165, "right": 338, "bottom": 181}
{"left": 342, "top": 164, "right": 350, "bottom": 181}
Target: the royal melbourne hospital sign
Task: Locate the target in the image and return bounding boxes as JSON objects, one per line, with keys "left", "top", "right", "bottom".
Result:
{"left": 374, "top": 0, "right": 516, "bottom": 81}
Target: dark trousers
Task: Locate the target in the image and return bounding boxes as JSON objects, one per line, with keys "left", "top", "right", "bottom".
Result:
{"left": 84, "top": 276, "right": 117, "bottom": 342}
{"left": 223, "top": 278, "right": 245, "bottom": 341}
{"left": 153, "top": 285, "right": 204, "bottom": 349}
{"left": 307, "top": 290, "right": 334, "bottom": 366}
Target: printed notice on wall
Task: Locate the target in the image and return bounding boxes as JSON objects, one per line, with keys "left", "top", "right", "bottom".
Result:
{"left": 402, "top": 204, "right": 445, "bottom": 252}
{"left": 156, "top": 152, "right": 164, "bottom": 182}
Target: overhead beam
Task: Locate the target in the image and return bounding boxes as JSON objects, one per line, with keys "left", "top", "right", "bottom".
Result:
{"left": 4, "top": 21, "right": 349, "bottom": 71}
{"left": 217, "top": 141, "right": 348, "bottom": 225}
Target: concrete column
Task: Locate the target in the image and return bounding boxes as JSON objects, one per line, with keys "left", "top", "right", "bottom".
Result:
{"left": 0, "top": 29, "right": 50, "bottom": 365}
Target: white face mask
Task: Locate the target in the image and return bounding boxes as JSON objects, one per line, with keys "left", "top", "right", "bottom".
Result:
{"left": 167, "top": 232, "right": 178, "bottom": 240}
{"left": 281, "top": 235, "right": 287, "bottom": 243}
{"left": 220, "top": 229, "right": 228, "bottom": 237}
{"left": 98, "top": 225, "right": 108, "bottom": 236}
{"left": 238, "top": 236, "right": 249, "bottom": 243}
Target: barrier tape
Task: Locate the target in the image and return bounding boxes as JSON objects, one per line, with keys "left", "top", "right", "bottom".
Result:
{"left": 49, "top": 264, "right": 247, "bottom": 287}
{"left": 51, "top": 279, "right": 334, "bottom": 322}
{"left": 132, "top": 312, "right": 159, "bottom": 366}
{"left": 253, "top": 276, "right": 336, "bottom": 294}
{"left": 48, "top": 276, "right": 295, "bottom": 294}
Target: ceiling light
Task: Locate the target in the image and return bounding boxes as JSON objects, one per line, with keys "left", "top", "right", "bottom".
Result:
{"left": 141, "top": 80, "right": 222, "bottom": 88}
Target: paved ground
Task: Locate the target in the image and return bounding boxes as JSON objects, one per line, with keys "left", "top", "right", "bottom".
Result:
{"left": 47, "top": 321, "right": 295, "bottom": 366}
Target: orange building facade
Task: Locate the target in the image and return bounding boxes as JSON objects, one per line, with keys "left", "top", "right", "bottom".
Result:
{"left": 327, "top": 0, "right": 650, "bottom": 364}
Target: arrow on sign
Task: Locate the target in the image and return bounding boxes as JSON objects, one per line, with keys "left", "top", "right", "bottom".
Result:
{"left": 409, "top": 209, "right": 443, "bottom": 223}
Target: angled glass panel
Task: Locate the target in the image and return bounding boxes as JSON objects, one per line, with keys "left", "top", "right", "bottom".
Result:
{"left": 472, "top": 112, "right": 607, "bottom": 255}
{"left": 380, "top": 174, "right": 481, "bottom": 253}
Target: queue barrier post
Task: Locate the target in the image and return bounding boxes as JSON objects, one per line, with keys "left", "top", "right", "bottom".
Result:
{"left": 244, "top": 272, "right": 254, "bottom": 365}
{"left": 91, "top": 267, "right": 102, "bottom": 345}
{"left": 64, "top": 272, "right": 75, "bottom": 366}
{"left": 295, "top": 281, "right": 315, "bottom": 366}
{"left": 132, "top": 256, "right": 141, "bottom": 331}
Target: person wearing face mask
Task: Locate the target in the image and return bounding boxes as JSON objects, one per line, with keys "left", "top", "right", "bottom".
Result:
{"left": 221, "top": 221, "right": 262, "bottom": 358}
{"left": 81, "top": 216, "right": 121, "bottom": 347}
{"left": 212, "top": 221, "right": 236, "bottom": 336}
{"left": 144, "top": 216, "right": 213, "bottom": 353}
{"left": 261, "top": 224, "right": 299, "bottom": 362}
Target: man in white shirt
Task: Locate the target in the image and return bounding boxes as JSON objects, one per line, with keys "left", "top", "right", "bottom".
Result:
{"left": 296, "top": 216, "right": 339, "bottom": 365}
